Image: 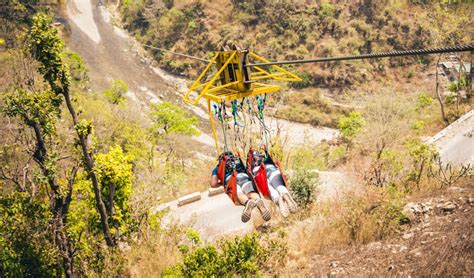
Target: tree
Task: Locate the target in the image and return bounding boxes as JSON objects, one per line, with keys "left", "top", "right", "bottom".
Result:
{"left": 337, "top": 111, "right": 365, "bottom": 141}
{"left": 27, "top": 13, "right": 115, "bottom": 247}
{"left": 150, "top": 102, "right": 199, "bottom": 137}
{"left": 2, "top": 74, "right": 77, "bottom": 276}
{"left": 94, "top": 145, "right": 134, "bottom": 240}
{"left": 104, "top": 79, "right": 128, "bottom": 104}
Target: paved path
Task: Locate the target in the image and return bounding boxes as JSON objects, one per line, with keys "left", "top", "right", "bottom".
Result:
{"left": 426, "top": 109, "right": 474, "bottom": 166}
{"left": 158, "top": 171, "right": 354, "bottom": 242}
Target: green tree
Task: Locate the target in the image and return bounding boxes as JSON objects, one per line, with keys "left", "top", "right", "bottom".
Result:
{"left": 27, "top": 13, "right": 115, "bottom": 247}
{"left": 338, "top": 111, "right": 365, "bottom": 140}
{"left": 94, "top": 145, "right": 134, "bottom": 239}
{"left": 0, "top": 192, "right": 61, "bottom": 277}
{"left": 405, "top": 139, "right": 437, "bottom": 190}
{"left": 150, "top": 102, "right": 199, "bottom": 136}
{"left": 104, "top": 79, "right": 128, "bottom": 104}
{"left": 289, "top": 168, "right": 319, "bottom": 208}
{"left": 2, "top": 86, "right": 77, "bottom": 275}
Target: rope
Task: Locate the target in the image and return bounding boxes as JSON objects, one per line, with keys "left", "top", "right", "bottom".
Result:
{"left": 217, "top": 100, "right": 229, "bottom": 153}
{"left": 246, "top": 44, "right": 474, "bottom": 67}
{"left": 256, "top": 95, "right": 270, "bottom": 148}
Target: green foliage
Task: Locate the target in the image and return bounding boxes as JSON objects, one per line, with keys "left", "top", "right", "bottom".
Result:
{"left": 27, "top": 13, "right": 69, "bottom": 94}
{"left": 416, "top": 93, "right": 433, "bottom": 110}
{"left": 377, "top": 186, "right": 409, "bottom": 230}
{"left": 150, "top": 102, "right": 199, "bottom": 137}
{"left": 94, "top": 145, "right": 134, "bottom": 237}
{"left": 447, "top": 81, "right": 459, "bottom": 92}
{"left": 289, "top": 70, "right": 313, "bottom": 89}
{"left": 338, "top": 111, "right": 365, "bottom": 139}
{"left": 75, "top": 119, "right": 93, "bottom": 137}
{"left": 380, "top": 149, "right": 404, "bottom": 177}
{"left": 165, "top": 233, "right": 285, "bottom": 277}
{"left": 104, "top": 79, "right": 128, "bottom": 104}
{"left": 62, "top": 50, "right": 87, "bottom": 81}
{"left": 186, "top": 228, "right": 202, "bottom": 246}
{"left": 0, "top": 192, "right": 60, "bottom": 277}
{"left": 411, "top": 119, "right": 425, "bottom": 131}
{"left": 291, "top": 146, "right": 317, "bottom": 170}
{"left": 289, "top": 168, "right": 319, "bottom": 208}
{"left": 3, "top": 88, "right": 61, "bottom": 136}
{"left": 319, "top": 1, "right": 335, "bottom": 18}
{"left": 404, "top": 139, "right": 437, "bottom": 189}
{"left": 334, "top": 186, "right": 407, "bottom": 243}
{"left": 327, "top": 145, "right": 348, "bottom": 167}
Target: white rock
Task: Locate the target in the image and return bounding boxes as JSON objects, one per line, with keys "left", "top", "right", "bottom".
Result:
{"left": 402, "top": 233, "right": 414, "bottom": 240}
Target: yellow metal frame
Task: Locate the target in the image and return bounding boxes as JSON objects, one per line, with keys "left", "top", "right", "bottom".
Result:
{"left": 182, "top": 51, "right": 301, "bottom": 154}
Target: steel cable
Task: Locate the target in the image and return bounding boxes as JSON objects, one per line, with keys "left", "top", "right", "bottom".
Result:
{"left": 245, "top": 45, "right": 474, "bottom": 67}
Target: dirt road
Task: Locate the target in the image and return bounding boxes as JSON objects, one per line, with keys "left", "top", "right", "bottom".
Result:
{"left": 65, "top": 0, "right": 175, "bottom": 102}
{"left": 159, "top": 171, "right": 355, "bottom": 242}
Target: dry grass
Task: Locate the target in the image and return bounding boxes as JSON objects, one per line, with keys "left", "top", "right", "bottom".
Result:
{"left": 125, "top": 224, "right": 185, "bottom": 277}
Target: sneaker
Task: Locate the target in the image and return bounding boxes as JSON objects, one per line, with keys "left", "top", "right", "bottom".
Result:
{"left": 241, "top": 199, "right": 256, "bottom": 223}
{"left": 256, "top": 198, "right": 271, "bottom": 221}
{"left": 276, "top": 197, "right": 290, "bottom": 218}
{"left": 283, "top": 193, "right": 298, "bottom": 213}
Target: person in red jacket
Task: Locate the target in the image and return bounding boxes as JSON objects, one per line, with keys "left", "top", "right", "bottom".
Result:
{"left": 210, "top": 152, "right": 271, "bottom": 223}
{"left": 251, "top": 150, "right": 297, "bottom": 218}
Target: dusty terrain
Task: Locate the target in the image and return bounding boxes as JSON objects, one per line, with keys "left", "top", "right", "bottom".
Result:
{"left": 301, "top": 185, "right": 474, "bottom": 277}
{"left": 63, "top": 0, "right": 340, "bottom": 153}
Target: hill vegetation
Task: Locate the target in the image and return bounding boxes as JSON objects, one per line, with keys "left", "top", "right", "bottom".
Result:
{"left": 116, "top": 0, "right": 472, "bottom": 126}
{"left": 0, "top": 0, "right": 472, "bottom": 276}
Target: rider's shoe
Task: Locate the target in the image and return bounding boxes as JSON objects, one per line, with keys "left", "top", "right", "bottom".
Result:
{"left": 256, "top": 198, "right": 272, "bottom": 221}
{"left": 277, "top": 197, "right": 290, "bottom": 218}
{"left": 283, "top": 193, "right": 298, "bottom": 213}
{"left": 241, "top": 199, "right": 256, "bottom": 223}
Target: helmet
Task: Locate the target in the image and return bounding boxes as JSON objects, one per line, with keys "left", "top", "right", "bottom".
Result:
{"left": 252, "top": 150, "right": 263, "bottom": 167}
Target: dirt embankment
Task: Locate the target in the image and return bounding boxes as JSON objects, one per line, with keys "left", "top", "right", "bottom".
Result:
{"left": 285, "top": 185, "right": 474, "bottom": 277}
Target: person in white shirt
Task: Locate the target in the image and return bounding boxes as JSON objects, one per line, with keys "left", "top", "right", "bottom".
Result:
{"left": 210, "top": 151, "right": 271, "bottom": 222}
{"left": 251, "top": 150, "right": 297, "bottom": 217}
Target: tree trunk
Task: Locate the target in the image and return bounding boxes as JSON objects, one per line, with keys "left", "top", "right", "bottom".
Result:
{"left": 29, "top": 120, "right": 75, "bottom": 277}
{"left": 62, "top": 90, "right": 115, "bottom": 247}
{"left": 435, "top": 54, "right": 449, "bottom": 124}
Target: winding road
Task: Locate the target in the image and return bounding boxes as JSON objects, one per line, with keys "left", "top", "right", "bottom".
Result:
{"left": 63, "top": 0, "right": 473, "bottom": 242}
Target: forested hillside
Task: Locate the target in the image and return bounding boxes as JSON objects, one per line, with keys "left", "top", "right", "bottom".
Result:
{"left": 117, "top": 0, "right": 472, "bottom": 126}
{"left": 0, "top": 0, "right": 472, "bottom": 276}
{"left": 119, "top": 0, "right": 471, "bottom": 83}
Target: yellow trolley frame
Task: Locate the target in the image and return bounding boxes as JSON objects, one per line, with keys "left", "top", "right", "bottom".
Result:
{"left": 183, "top": 50, "right": 301, "bottom": 153}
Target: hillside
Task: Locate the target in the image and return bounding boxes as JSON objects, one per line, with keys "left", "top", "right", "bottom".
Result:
{"left": 115, "top": 0, "right": 473, "bottom": 126}
{"left": 0, "top": 0, "right": 473, "bottom": 277}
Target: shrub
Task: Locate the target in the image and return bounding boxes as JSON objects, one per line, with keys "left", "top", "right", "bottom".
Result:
{"left": 333, "top": 186, "right": 408, "bottom": 243}
{"left": 416, "top": 93, "right": 433, "bottom": 110}
{"left": 0, "top": 192, "right": 60, "bottom": 276}
{"left": 289, "top": 167, "right": 320, "bottom": 208}
{"left": 150, "top": 102, "right": 199, "bottom": 137}
{"left": 104, "top": 79, "right": 128, "bottom": 104}
{"left": 165, "top": 232, "right": 286, "bottom": 277}
{"left": 62, "top": 50, "right": 87, "bottom": 81}
{"left": 319, "top": 1, "right": 335, "bottom": 18}
{"left": 411, "top": 119, "right": 425, "bottom": 131}
{"left": 447, "top": 81, "right": 459, "bottom": 92}
{"left": 337, "top": 111, "right": 365, "bottom": 139}
{"left": 289, "top": 70, "right": 313, "bottom": 89}
{"left": 94, "top": 145, "right": 135, "bottom": 237}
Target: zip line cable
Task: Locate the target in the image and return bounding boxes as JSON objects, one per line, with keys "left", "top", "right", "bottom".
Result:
{"left": 246, "top": 45, "right": 474, "bottom": 67}
{"left": 143, "top": 44, "right": 211, "bottom": 63}
{"left": 143, "top": 44, "right": 473, "bottom": 66}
